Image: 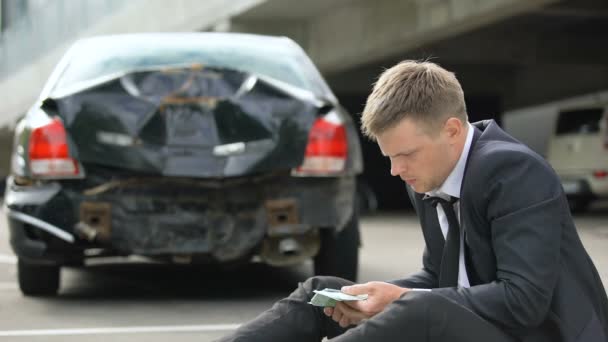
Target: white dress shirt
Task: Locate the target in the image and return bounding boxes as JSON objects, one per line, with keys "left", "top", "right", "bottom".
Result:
{"left": 425, "top": 122, "right": 474, "bottom": 288}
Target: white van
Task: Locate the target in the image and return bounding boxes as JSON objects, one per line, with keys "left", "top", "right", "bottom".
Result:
{"left": 503, "top": 91, "right": 608, "bottom": 212}
{"left": 546, "top": 106, "right": 608, "bottom": 212}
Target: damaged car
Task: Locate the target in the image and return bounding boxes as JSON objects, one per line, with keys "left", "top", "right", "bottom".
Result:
{"left": 3, "top": 33, "right": 363, "bottom": 296}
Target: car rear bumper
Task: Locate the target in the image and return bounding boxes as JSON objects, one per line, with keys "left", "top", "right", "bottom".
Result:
{"left": 559, "top": 172, "right": 608, "bottom": 199}
{"left": 4, "top": 207, "right": 82, "bottom": 265}
{"left": 4, "top": 172, "right": 355, "bottom": 265}
{"left": 561, "top": 178, "right": 594, "bottom": 198}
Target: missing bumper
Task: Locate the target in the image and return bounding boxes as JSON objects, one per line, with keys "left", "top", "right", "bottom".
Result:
{"left": 260, "top": 198, "right": 320, "bottom": 266}
{"left": 76, "top": 202, "right": 112, "bottom": 242}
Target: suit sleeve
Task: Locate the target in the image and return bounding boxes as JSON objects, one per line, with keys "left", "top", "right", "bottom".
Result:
{"left": 432, "top": 147, "right": 564, "bottom": 335}
{"left": 389, "top": 185, "right": 439, "bottom": 289}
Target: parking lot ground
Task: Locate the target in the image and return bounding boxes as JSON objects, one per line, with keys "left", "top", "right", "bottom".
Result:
{"left": 0, "top": 206, "right": 607, "bottom": 341}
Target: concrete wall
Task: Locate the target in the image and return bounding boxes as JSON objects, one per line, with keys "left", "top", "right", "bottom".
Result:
{"left": 235, "top": 0, "right": 557, "bottom": 75}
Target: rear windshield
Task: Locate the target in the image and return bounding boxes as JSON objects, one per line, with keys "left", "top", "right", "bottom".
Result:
{"left": 51, "top": 34, "right": 333, "bottom": 98}
{"left": 555, "top": 108, "right": 605, "bottom": 135}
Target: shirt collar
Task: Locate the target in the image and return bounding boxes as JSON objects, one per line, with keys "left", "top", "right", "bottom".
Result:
{"left": 426, "top": 122, "right": 474, "bottom": 200}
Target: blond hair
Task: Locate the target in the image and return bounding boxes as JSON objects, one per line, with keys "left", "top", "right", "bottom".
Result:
{"left": 361, "top": 60, "right": 467, "bottom": 140}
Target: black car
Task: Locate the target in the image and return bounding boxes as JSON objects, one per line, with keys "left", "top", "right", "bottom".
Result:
{"left": 3, "top": 33, "right": 363, "bottom": 296}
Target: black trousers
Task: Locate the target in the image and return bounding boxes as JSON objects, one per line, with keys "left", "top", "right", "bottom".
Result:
{"left": 216, "top": 276, "right": 518, "bottom": 342}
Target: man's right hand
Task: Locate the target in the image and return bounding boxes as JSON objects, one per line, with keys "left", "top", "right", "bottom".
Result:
{"left": 323, "top": 282, "right": 409, "bottom": 327}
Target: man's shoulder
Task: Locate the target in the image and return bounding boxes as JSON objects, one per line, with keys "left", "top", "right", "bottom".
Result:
{"left": 471, "top": 120, "right": 544, "bottom": 166}
{"left": 467, "top": 121, "right": 556, "bottom": 184}
{"left": 463, "top": 122, "right": 563, "bottom": 209}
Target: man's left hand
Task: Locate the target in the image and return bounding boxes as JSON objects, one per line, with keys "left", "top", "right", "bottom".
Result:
{"left": 323, "top": 282, "right": 409, "bottom": 327}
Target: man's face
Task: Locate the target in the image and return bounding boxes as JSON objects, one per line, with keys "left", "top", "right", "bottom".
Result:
{"left": 376, "top": 117, "right": 457, "bottom": 194}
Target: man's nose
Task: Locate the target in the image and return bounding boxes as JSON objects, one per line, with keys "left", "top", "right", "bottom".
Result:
{"left": 390, "top": 160, "right": 405, "bottom": 176}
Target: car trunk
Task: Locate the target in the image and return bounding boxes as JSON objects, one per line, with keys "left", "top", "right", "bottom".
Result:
{"left": 51, "top": 67, "right": 318, "bottom": 178}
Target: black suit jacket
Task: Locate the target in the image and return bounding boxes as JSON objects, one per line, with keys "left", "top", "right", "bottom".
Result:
{"left": 392, "top": 120, "right": 608, "bottom": 341}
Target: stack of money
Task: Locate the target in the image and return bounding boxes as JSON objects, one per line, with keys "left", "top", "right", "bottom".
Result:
{"left": 309, "top": 288, "right": 369, "bottom": 307}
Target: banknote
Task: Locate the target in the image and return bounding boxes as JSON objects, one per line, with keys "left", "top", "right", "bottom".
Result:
{"left": 308, "top": 288, "right": 369, "bottom": 307}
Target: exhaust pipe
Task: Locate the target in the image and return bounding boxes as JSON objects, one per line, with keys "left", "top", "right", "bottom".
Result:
{"left": 74, "top": 222, "right": 98, "bottom": 242}
{"left": 278, "top": 238, "right": 301, "bottom": 256}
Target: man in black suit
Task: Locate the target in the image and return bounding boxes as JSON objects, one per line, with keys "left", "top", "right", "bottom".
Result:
{"left": 216, "top": 60, "right": 608, "bottom": 341}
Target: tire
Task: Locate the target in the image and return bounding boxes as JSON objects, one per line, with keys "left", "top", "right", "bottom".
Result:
{"left": 18, "top": 259, "right": 60, "bottom": 296}
{"left": 356, "top": 179, "right": 378, "bottom": 215}
{"left": 568, "top": 197, "right": 591, "bottom": 214}
{"left": 313, "top": 211, "right": 360, "bottom": 281}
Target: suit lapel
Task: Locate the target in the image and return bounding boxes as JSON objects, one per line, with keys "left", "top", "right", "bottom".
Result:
{"left": 460, "top": 125, "right": 482, "bottom": 197}
{"left": 459, "top": 125, "right": 483, "bottom": 285}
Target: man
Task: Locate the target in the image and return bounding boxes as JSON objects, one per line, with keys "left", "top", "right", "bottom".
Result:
{"left": 217, "top": 60, "right": 608, "bottom": 341}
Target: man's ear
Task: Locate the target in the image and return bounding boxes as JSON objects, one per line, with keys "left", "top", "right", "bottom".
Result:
{"left": 443, "top": 117, "right": 463, "bottom": 140}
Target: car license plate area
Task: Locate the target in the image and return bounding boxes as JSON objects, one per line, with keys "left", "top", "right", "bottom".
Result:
{"left": 164, "top": 105, "right": 218, "bottom": 146}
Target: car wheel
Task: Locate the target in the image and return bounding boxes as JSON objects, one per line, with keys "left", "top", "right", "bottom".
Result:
{"left": 356, "top": 179, "right": 378, "bottom": 215}
{"left": 18, "top": 259, "right": 60, "bottom": 296}
{"left": 313, "top": 211, "right": 360, "bottom": 281}
{"left": 568, "top": 197, "right": 591, "bottom": 214}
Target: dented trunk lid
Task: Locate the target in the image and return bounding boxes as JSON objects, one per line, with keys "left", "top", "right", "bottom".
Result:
{"left": 52, "top": 67, "right": 318, "bottom": 178}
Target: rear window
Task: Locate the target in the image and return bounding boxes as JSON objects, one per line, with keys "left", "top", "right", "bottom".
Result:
{"left": 555, "top": 108, "right": 605, "bottom": 135}
{"left": 52, "top": 34, "right": 333, "bottom": 98}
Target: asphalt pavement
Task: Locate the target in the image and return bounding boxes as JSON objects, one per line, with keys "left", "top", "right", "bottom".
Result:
{"left": 1, "top": 205, "right": 607, "bottom": 341}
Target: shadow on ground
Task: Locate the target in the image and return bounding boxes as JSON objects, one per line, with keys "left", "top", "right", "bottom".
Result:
{"left": 55, "top": 261, "right": 309, "bottom": 301}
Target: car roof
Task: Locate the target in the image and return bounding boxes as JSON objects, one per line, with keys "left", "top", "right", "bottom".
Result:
{"left": 43, "top": 32, "right": 335, "bottom": 101}
{"left": 73, "top": 32, "right": 298, "bottom": 50}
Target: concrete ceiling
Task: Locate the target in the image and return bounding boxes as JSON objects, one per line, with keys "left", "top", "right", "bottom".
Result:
{"left": 324, "top": 0, "right": 608, "bottom": 110}
{"left": 233, "top": 0, "right": 607, "bottom": 111}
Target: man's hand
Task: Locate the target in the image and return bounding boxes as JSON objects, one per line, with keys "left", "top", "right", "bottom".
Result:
{"left": 323, "top": 282, "right": 409, "bottom": 327}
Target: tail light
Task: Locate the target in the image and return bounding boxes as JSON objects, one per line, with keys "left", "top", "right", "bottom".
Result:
{"left": 594, "top": 170, "right": 608, "bottom": 179}
{"left": 292, "top": 112, "right": 348, "bottom": 176}
{"left": 28, "top": 117, "right": 81, "bottom": 178}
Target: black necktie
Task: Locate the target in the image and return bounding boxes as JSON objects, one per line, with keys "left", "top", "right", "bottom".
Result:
{"left": 424, "top": 195, "right": 460, "bottom": 287}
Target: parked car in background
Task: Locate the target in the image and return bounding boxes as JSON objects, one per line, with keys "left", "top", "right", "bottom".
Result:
{"left": 502, "top": 91, "right": 608, "bottom": 213}
{"left": 546, "top": 106, "right": 608, "bottom": 212}
{"left": 3, "top": 33, "right": 363, "bottom": 296}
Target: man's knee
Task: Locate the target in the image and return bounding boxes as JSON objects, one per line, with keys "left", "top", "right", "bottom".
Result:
{"left": 389, "top": 291, "right": 455, "bottom": 323}
{"left": 391, "top": 290, "right": 484, "bottom": 335}
{"left": 400, "top": 290, "right": 456, "bottom": 309}
{"left": 399, "top": 290, "right": 448, "bottom": 306}
{"left": 301, "top": 276, "right": 355, "bottom": 293}
{"left": 335, "top": 291, "right": 447, "bottom": 340}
